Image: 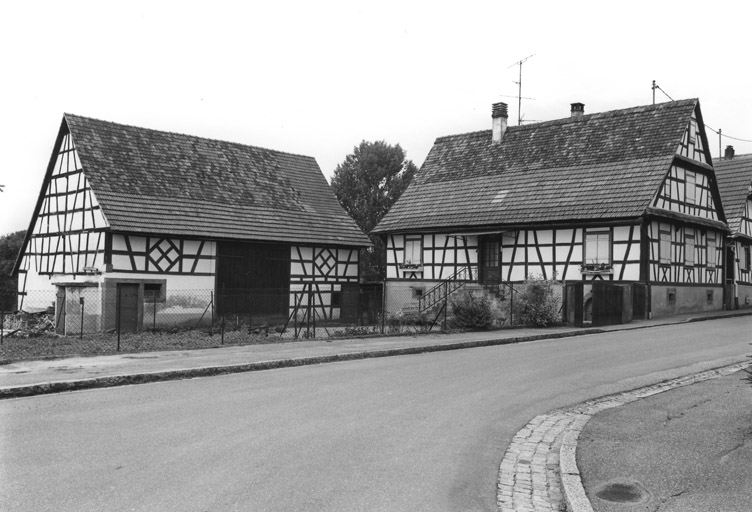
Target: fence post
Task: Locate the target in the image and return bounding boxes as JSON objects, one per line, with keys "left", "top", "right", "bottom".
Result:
{"left": 443, "top": 281, "right": 448, "bottom": 331}
{"left": 210, "top": 291, "right": 214, "bottom": 336}
{"left": 307, "top": 286, "right": 312, "bottom": 338}
{"left": 1, "top": 310, "right": 4, "bottom": 345}
{"left": 153, "top": 297, "right": 157, "bottom": 331}
{"left": 79, "top": 297, "right": 84, "bottom": 340}
{"left": 221, "top": 314, "right": 225, "bottom": 345}
{"left": 510, "top": 283, "right": 514, "bottom": 326}
{"left": 116, "top": 286, "right": 121, "bottom": 352}
{"left": 248, "top": 293, "right": 253, "bottom": 335}
{"left": 381, "top": 282, "right": 386, "bottom": 334}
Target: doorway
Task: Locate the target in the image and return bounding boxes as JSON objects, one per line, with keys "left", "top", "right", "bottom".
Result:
{"left": 479, "top": 236, "right": 501, "bottom": 284}
{"left": 117, "top": 283, "right": 139, "bottom": 333}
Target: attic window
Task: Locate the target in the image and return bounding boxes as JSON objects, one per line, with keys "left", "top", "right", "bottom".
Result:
{"left": 685, "top": 171, "right": 696, "bottom": 204}
{"left": 491, "top": 190, "right": 509, "bottom": 204}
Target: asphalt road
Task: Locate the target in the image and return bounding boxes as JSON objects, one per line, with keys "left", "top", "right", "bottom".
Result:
{"left": 2, "top": 317, "right": 751, "bottom": 511}
{"left": 579, "top": 372, "right": 752, "bottom": 512}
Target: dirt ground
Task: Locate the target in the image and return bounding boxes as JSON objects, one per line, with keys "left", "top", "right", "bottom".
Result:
{"left": 577, "top": 370, "right": 752, "bottom": 512}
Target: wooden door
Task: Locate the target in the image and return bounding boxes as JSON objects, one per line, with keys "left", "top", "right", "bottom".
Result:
{"left": 340, "top": 283, "right": 359, "bottom": 323}
{"left": 117, "top": 284, "right": 139, "bottom": 333}
{"left": 479, "top": 237, "right": 501, "bottom": 284}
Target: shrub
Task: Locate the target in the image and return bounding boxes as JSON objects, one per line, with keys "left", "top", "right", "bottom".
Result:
{"left": 512, "top": 275, "right": 561, "bottom": 327}
{"left": 450, "top": 293, "right": 492, "bottom": 329}
{"left": 386, "top": 310, "right": 431, "bottom": 333}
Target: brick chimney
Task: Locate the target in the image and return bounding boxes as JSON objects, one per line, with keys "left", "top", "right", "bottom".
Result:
{"left": 492, "top": 102, "right": 508, "bottom": 144}
{"left": 570, "top": 102, "right": 585, "bottom": 118}
{"left": 725, "top": 145, "right": 735, "bottom": 160}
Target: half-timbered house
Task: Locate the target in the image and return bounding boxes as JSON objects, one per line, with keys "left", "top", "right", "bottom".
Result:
{"left": 372, "top": 99, "right": 728, "bottom": 323}
{"left": 715, "top": 147, "right": 752, "bottom": 309}
{"left": 13, "top": 114, "right": 370, "bottom": 333}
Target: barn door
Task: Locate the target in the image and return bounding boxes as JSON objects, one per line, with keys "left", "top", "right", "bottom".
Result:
{"left": 117, "top": 284, "right": 139, "bottom": 333}
{"left": 216, "top": 242, "right": 291, "bottom": 318}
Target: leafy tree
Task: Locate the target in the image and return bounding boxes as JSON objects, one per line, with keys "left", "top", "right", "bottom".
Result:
{"left": 331, "top": 141, "right": 417, "bottom": 281}
{"left": 0, "top": 230, "right": 25, "bottom": 310}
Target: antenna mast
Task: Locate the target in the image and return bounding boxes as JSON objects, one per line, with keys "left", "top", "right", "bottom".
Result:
{"left": 510, "top": 54, "right": 535, "bottom": 126}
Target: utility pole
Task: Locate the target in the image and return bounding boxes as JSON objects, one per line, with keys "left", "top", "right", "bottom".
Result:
{"left": 510, "top": 54, "right": 535, "bottom": 126}
{"left": 719, "top": 128, "right": 722, "bottom": 160}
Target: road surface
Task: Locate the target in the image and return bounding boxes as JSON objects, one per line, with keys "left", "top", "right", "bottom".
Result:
{"left": 2, "top": 318, "right": 750, "bottom": 511}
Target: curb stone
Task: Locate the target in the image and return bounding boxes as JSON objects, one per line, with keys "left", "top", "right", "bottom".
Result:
{"left": 496, "top": 360, "right": 752, "bottom": 512}
{"left": 3, "top": 310, "right": 751, "bottom": 400}
{"left": 0, "top": 328, "right": 610, "bottom": 399}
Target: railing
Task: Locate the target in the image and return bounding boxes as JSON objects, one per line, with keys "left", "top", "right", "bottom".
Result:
{"left": 418, "top": 265, "right": 478, "bottom": 313}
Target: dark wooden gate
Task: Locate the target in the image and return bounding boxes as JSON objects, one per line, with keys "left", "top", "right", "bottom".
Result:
{"left": 55, "top": 287, "right": 66, "bottom": 334}
{"left": 591, "top": 282, "right": 633, "bottom": 326}
{"left": 215, "top": 242, "right": 291, "bottom": 318}
{"left": 565, "top": 282, "right": 584, "bottom": 327}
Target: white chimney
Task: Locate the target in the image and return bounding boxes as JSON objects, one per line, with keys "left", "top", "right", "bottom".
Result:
{"left": 570, "top": 102, "right": 585, "bottom": 118}
{"left": 492, "top": 102, "right": 508, "bottom": 144}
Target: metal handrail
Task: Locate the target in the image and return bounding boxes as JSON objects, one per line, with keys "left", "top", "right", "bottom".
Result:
{"left": 418, "top": 265, "right": 478, "bottom": 313}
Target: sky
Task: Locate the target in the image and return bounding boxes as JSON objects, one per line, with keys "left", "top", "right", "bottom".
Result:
{"left": 2, "top": 0, "right": 751, "bottom": 237}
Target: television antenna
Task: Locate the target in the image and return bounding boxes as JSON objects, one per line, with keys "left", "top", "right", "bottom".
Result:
{"left": 509, "top": 54, "right": 535, "bottom": 126}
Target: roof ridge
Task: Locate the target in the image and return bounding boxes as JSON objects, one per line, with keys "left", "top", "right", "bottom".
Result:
{"left": 433, "top": 98, "right": 698, "bottom": 142}
{"left": 63, "top": 113, "right": 317, "bottom": 161}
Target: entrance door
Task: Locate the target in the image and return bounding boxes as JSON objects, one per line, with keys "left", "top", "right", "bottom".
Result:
{"left": 479, "top": 237, "right": 501, "bottom": 284}
{"left": 725, "top": 246, "right": 736, "bottom": 310}
{"left": 117, "top": 284, "right": 139, "bottom": 333}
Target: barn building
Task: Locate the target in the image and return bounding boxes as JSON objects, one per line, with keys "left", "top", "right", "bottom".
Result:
{"left": 13, "top": 114, "right": 369, "bottom": 333}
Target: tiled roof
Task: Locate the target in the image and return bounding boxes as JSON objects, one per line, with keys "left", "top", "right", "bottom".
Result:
{"left": 714, "top": 154, "right": 752, "bottom": 234}
{"left": 64, "top": 114, "right": 370, "bottom": 247}
{"left": 373, "top": 99, "right": 699, "bottom": 234}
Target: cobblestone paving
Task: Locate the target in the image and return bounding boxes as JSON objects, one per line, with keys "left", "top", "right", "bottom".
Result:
{"left": 496, "top": 361, "right": 751, "bottom": 512}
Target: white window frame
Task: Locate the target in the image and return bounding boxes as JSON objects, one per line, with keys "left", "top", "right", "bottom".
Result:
{"left": 706, "top": 233, "right": 717, "bottom": 268}
{"left": 685, "top": 229, "right": 695, "bottom": 266}
{"left": 659, "top": 230, "right": 672, "bottom": 265}
{"left": 584, "top": 230, "right": 611, "bottom": 266}
{"left": 686, "top": 172, "right": 696, "bottom": 205}
{"left": 402, "top": 236, "right": 423, "bottom": 267}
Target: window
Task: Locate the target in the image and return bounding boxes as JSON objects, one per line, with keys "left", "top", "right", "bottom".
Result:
{"left": 706, "top": 233, "right": 717, "bottom": 268}
{"left": 584, "top": 230, "right": 611, "bottom": 266}
{"left": 331, "top": 291, "right": 341, "bottom": 307}
{"left": 403, "top": 236, "right": 422, "bottom": 267}
{"left": 484, "top": 239, "right": 500, "bottom": 268}
{"left": 686, "top": 172, "right": 696, "bottom": 204}
{"left": 741, "top": 244, "right": 751, "bottom": 272}
{"left": 659, "top": 230, "right": 672, "bottom": 265}
{"left": 706, "top": 289, "right": 714, "bottom": 305}
{"left": 684, "top": 229, "right": 695, "bottom": 265}
{"left": 144, "top": 283, "right": 163, "bottom": 300}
